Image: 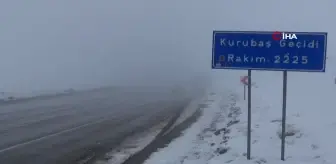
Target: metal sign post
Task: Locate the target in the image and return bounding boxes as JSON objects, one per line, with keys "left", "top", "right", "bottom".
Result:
{"left": 212, "top": 31, "right": 327, "bottom": 161}
{"left": 247, "top": 70, "right": 252, "bottom": 159}
{"left": 281, "top": 71, "right": 288, "bottom": 160}
{"left": 244, "top": 85, "right": 246, "bottom": 100}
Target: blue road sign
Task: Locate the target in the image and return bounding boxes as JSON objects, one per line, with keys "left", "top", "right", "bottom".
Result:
{"left": 212, "top": 31, "right": 327, "bottom": 72}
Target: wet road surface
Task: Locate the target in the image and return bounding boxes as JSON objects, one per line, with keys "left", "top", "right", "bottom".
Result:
{"left": 0, "top": 87, "right": 190, "bottom": 164}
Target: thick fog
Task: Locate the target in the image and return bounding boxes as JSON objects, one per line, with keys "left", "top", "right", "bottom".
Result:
{"left": 0, "top": 0, "right": 334, "bottom": 94}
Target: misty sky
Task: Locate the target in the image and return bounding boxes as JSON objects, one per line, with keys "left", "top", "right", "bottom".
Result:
{"left": 0, "top": 0, "right": 333, "bottom": 93}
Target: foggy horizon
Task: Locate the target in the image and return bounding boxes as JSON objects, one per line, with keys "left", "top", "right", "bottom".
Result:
{"left": 0, "top": 0, "right": 333, "bottom": 93}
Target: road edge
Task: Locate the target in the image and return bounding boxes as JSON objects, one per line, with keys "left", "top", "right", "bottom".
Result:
{"left": 122, "top": 107, "right": 203, "bottom": 164}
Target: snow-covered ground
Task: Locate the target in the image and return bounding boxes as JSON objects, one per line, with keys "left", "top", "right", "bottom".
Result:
{"left": 163, "top": 96, "right": 206, "bottom": 136}
{"left": 143, "top": 69, "right": 336, "bottom": 164}
{"left": 91, "top": 94, "right": 208, "bottom": 164}
{"left": 91, "top": 119, "right": 171, "bottom": 164}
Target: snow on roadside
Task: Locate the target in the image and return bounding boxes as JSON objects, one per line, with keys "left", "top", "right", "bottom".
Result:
{"left": 162, "top": 95, "right": 207, "bottom": 136}
{"left": 93, "top": 118, "right": 172, "bottom": 164}
{"left": 143, "top": 91, "right": 225, "bottom": 164}
{"left": 207, "top": 71, "right": 336, "bottom": 164}
{"left": 208, "top": 88, "right": 326, "bottom": 164}
{"left": 93, "top": 91, "right": 210, "bottom": 164}
{"left": 144, "top": 70, "right": 336, "bottom": 164}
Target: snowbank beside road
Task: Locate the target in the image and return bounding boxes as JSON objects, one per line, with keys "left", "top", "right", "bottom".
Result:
{"left": 144, "top": 70, "right": 336, "bottom": 164}
{"left": 142, "top": 91, "right": 224, "bottom": 164}
{"left": 162, "top": 96, "right": 206, "bottom": 136}
{"left": 93, "top": 93, "right": 208, "bottom": 164}
{"left": 92, "top": 119, "right": 171, "bottom": 164}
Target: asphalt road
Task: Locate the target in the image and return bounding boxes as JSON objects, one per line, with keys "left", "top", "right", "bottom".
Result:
{"left": 0, "top": 87, "right": 190, "bottom": 164}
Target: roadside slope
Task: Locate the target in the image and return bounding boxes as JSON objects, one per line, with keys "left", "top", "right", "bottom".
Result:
{"left": 143, "top": 70, "right": 336, "bottom": 164}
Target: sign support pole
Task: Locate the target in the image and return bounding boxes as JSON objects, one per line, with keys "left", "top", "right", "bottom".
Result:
{"left": 244, "top": 85, "right": 246, "bottom": 100}
{"left": 281, "top": 71, "right": 288, "bottom": 161}
{"left": 247, "top": 69, "right": 252, "bottom": 160}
